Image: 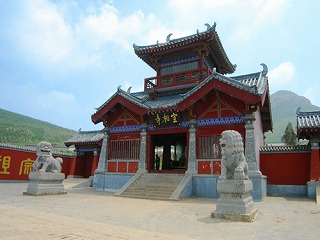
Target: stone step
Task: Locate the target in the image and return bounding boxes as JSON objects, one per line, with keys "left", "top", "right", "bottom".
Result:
{"left": 120, "top": 193, "right": 173, "bottom": 201}
{"left": 121, "top": 190, "right": 172, "bottom": 196}
{"left": 129, "top": 183, "right": 178, "bottom": 189}
{"left": 119, "top": 174, "right": 184, "bottom": 200}
{"left": 124, "top": 189, "right": 174, "bottom": 194}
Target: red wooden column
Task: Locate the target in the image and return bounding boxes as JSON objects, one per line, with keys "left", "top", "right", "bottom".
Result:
{"left": 310, "top": 139, "right": 320, "bottom": 181}
{"left": 90, "top": 149, "right": 99, "bottom": 177}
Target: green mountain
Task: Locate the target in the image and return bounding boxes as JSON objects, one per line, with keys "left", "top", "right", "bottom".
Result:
{"left": 0, "top": 108, "right": 77, "bottom": 146}
{"left": 265, "top": 90, "right": 320, "bottom": 143}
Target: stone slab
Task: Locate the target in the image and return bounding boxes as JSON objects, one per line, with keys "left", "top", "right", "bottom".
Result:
{"left": 23, "top": 191, "right": 67, "bottom": 196}
{"left": 216, "top": 196, "right": 254, "bottom": 214}
{"left": 215, "top": 179, "right": 256, "bottom": 217}
{"left": 28, "top": 172, "right": 66, "bottom": 181}
{"left": 23, "top": 172, "right": 67, "bottom": 196}
{"left": 211, "top": 207, "right": 258, "bottom": 222}
{"left": 217, "top": 179, "right": 253, "bottom": 193}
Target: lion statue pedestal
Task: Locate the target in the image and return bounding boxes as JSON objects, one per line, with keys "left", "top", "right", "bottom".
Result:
{"left": 211, "top": 130, "right": 257, "bottom": 222}
{"left": 23, "top": 141, "right": 67, "bottom": 196}
{"left": 23, "top": 172, "right": 67, "bottom": 196}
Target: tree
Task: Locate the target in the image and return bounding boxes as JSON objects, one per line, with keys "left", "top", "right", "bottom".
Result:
{"left": 281, "top": 122, "right": 297, "bottom": 145}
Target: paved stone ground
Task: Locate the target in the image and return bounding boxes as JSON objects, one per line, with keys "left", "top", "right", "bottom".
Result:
{"left": 1, "top": 179, "right": 320, "bottom": 240}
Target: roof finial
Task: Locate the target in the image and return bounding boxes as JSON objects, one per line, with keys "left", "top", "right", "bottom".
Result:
{"left": 296, "top": 107, "right": 301, "bottom": 116}
{"left": 260, "top": 63, "right": 268, "bottom": 76}
{"left": 117, "top": 85, "right": 121, "bottom": 91}
{"left": 127, "top": 86, "right": 132, "bottom": 93}
{"left": 212, "top": 67, "right": 216, "bottom": 73}
{"left": 166, "top": 33, "right": 172, "bottom": 42}
{"left": 205, "top": 22, "right": 216, "bottom": 32}
{"left": 204, "top": 23, "right": 211, "bottom": 30}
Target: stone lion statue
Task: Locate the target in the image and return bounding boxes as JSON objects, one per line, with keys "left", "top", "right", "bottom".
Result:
{"left": 32, "top": 141, "right": 63, "bottom": 173}
{"left": 219, "top": 130, "right": 248, "bottom": 180}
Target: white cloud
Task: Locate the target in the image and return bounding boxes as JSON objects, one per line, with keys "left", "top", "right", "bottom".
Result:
{"left": 268, "top": 61, "right": 295, "bottom": 87}
{"left": 17, "top": 0, "right": 73, "bottom": 64}
{"left": 304, "top": 83, "right": 320, "bottom": 107}
{"left": 167, "top": 0, "right": 290, "bottom": 41}
{"left": 14, "top": 0, "right": 163, "bottom": 73}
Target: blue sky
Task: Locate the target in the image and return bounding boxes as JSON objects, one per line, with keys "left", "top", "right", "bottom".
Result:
{"left": 0, "top": 0, "right": 319, "bottom": 131}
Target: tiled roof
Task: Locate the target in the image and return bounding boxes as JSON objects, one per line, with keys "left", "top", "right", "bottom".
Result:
{"left": 260, "top": 145, "right": 310, "bottom": 153}
{"left": 133, "top": 23, "right": 216, "bottom": 52}
{"left": 65, "top": 130, "right": 105, "bottom": 146}
{"left": 94, "top": 64, "right": 268, "bottom": 114}
{"left": 133, "top": 23, "right": 235, "bottom": 74}
{"left": 297, "top": 108, "right": 320, "bottom": 129}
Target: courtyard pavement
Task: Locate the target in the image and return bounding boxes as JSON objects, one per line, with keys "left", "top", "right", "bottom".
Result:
{"left": 1, "top": 178, "right": 320, "bottom": 240}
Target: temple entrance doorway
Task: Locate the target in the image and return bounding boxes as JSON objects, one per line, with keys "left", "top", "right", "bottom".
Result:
{"left": 150, "top": 132, "right": 187, "bottom": 173}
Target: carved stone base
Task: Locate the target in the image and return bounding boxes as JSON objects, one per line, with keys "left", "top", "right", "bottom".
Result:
{"left": 211, "top": 208, "right": 258, "bottom": 222}
{"left": 212, "top": 179, "right": 257, "bottom": 222}
{"left": 23, "top": 172, "right": 67, "bottom": 196}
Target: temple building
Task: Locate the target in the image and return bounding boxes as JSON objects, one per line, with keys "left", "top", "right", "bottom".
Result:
{"left": 65, "top": 23, "right": 272, "bottom": 201}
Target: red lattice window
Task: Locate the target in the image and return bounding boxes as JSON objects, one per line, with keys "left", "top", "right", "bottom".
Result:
{"left": 109, "top": 139, "right": 140, "bottom": 160}
{"left": 197, "top": 135, "right": 221, "bottom": 159}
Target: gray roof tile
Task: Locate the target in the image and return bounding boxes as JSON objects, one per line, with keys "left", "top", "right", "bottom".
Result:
{"left": 65, "top": 130, "right": 105, "bottom": 146}
{"left": 297, "top": 108, "right": 320, "bottom": 129}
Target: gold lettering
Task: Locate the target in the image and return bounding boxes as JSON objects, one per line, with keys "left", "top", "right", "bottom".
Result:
{"left": 162, "top": 113, "right": 170, "bottom": 123}
{"left": 171, "top": 112, "right": 178, "bottom": 123}
{"left": 155, "top": 114, "right": 161, "bottom": 125}
{"left": 0, "top": 156, "right": 11, "bottom": 174}
{"left": 19, "top": 158, "right": 35, "bottom": 175}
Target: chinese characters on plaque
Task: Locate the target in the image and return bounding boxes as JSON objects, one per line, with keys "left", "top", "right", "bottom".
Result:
{"left": 153, "top": 110, "right": 181, "bottom": 127}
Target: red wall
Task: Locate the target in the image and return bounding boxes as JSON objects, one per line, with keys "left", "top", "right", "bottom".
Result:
{"left": 107, "top": 160, "right": 138, "bottom": 173}
{"left": 198, "top": 160, "right": 221, "bottom": 174}
{"left": 260, "top": 152, "right": 310, "bottom": 185}
{"left": 0, "top": 147, "right": 74, "bottom": 181}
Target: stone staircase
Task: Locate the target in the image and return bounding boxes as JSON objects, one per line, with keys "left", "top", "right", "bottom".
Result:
{"left": 118, "top": 174, "right": 185, "bottom": 200}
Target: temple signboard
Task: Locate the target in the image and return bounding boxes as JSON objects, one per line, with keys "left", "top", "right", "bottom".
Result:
{"left": 152, "top": 110, "right": 181, "bottom": 127}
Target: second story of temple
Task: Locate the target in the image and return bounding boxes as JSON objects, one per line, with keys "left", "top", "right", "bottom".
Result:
{"left": 133, "top": 23, "right": 236, "bottom": 93}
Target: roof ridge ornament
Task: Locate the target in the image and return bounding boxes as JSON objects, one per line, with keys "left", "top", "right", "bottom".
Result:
{"left": 166, "top": 33, "right": 173, "bottom": 42}
{"left": 117, "top": 85, "right": 121, "bottom": 91}
{"left": 296, "top": 107, "right": 302, "bottom": 116}
{"left": 260, "top": 63, "right": 268, "bottom": 76}
{"left": 205, "top": 22, "right": 216, "bottom": 32}
{"left": 127, "top": 86, "right": 132, "bottom": 93}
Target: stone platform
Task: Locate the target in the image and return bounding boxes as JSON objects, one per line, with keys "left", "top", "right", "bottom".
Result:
{"left": 212, "top": 179, "right": 258, "bottom": 222}
{"left": 23, "top": 172, "right": 67, "bottom": 196}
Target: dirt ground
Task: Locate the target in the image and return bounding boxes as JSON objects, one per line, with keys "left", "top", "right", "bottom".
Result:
{"left": 0, "top": 181, "right": 320, "bottom": 240}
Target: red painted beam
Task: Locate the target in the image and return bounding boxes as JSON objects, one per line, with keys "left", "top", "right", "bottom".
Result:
{"left": 92, "top": 94, "right": 147, "bottom": 124}
{"left": 177, "top": 78, "right": 261, "bottom": 111}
